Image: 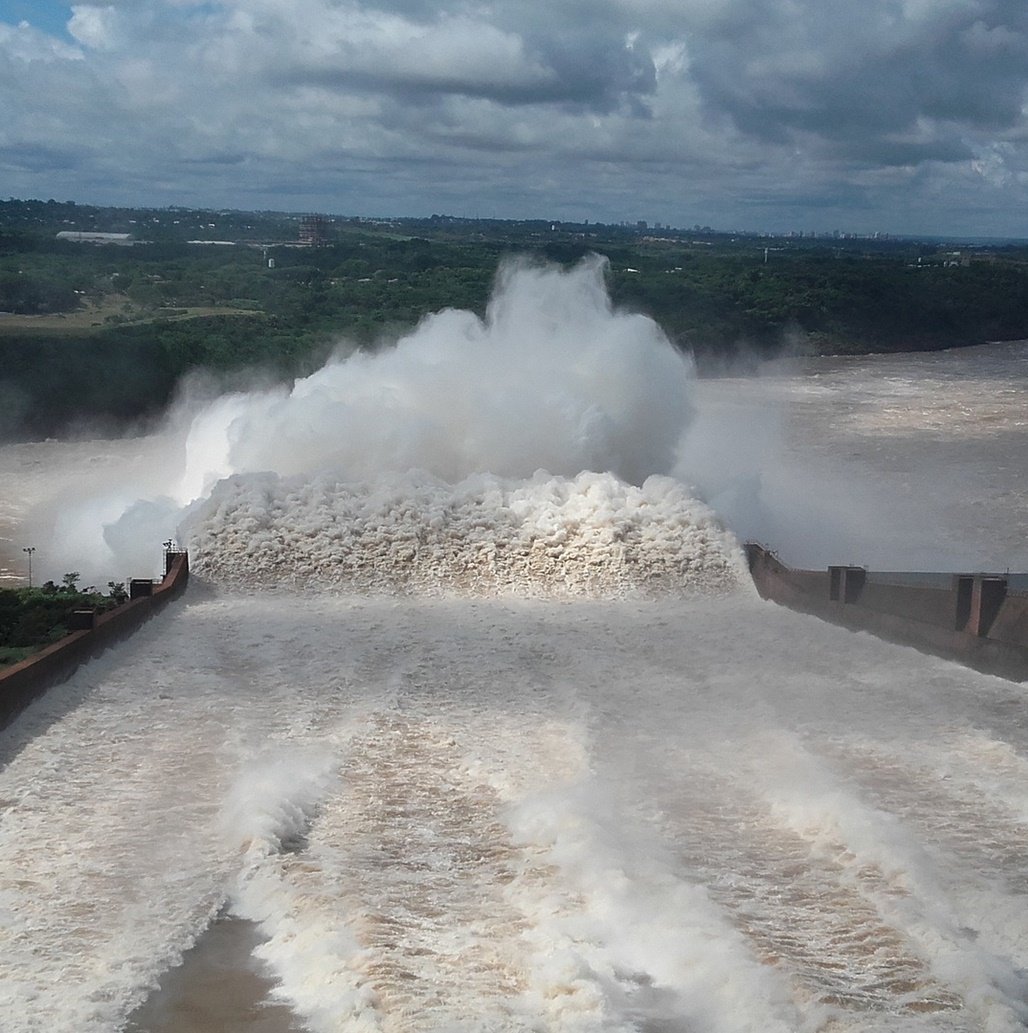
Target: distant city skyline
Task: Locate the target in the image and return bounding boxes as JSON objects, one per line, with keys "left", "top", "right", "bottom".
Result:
{"left": 4, "top": 1, "right": 1028, "bottom": 239}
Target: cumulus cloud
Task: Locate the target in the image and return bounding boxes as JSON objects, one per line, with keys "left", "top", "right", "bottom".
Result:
{"left": 3, "top": 0, "right": 1028, "bottom": 233}
{"left": 0, "top": 18, "right": 81, "bottom": 61}
{"left": 687, "top": 0, "right": 1028, "bottom": 149}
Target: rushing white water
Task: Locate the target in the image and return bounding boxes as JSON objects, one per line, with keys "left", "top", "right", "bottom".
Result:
{"left": 2, "top": 590, "right": 1028, "bottom": 1033}
{"left": 0, "top": 262, "right": 1027, "bottom": 1031}
{"left": 187, "top": 470, "right": 742, "bottom": 597}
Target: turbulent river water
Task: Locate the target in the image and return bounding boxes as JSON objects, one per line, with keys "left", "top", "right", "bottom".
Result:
{"left": 1, "top": 270, "right": 1027, "bottom": 1033}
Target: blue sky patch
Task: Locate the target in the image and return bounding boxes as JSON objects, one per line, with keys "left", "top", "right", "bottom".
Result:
{"left": 0, "top": 1, "right": 72, "bottom": 38}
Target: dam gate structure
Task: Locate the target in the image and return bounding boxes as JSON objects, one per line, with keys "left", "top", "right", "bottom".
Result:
{"left": 745, "top": 543, "right": 1028, "bottom": 682}
{"left": 0, "top": 551, "right": 190, "bottom": 729}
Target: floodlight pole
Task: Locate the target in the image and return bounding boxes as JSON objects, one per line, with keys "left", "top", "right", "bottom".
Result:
{"left": 22, "top": 546, "right": 35, "bottom": 588}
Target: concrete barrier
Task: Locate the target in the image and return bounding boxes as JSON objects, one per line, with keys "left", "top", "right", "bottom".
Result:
{"left": 745, "top": 543, "right": 1028, "bottom": 682}
{"left": 0, "top": 552, "right": 189, "bottom": 728}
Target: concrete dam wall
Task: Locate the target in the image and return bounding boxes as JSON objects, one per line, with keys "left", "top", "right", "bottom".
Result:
{"left": 0, "top": 551, "right": 190, "bottom": 728}
{"left": 745, "top": 543, "right": 1028, "bottom": 682}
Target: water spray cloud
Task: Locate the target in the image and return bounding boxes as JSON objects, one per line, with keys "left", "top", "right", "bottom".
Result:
{"left": 37, "top": 255, "right": 714, "bottom": 588}
{"left": 174, "top": 254, "right": 695, "bottom": 497}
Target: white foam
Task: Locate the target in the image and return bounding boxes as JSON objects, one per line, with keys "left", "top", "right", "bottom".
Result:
{"left": 4, "top": 592, "right": 1028, "bottom": 1031}
{"left": 500, "top": 778, "right": 803, "bottom": 1033}
{"left": 743, "top": 731, "right": 1028, "bottom": 1032}
{"left": 187, "top": 470, "right": 745, "bottom": 597}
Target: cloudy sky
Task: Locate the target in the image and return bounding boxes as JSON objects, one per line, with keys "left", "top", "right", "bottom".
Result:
{"left": 3, "top": 0, "right": 1028, "bottom": 236}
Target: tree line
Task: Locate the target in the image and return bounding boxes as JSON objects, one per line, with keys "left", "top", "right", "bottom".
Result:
{"left": 0, "top": 575, "right": 127, "bottom": 666}
{"left": 3, "top": 198, "right": 1028, "bottom": 438}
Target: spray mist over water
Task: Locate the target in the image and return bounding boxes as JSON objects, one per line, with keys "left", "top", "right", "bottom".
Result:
{"left": 33, "top": 256, "right": 741, "bottom": 593}
{"left": 675, "top": 344, "right": 1028, "bottom": 571}
{"left": 178, "top": 255, "right": 693, "bottom": 491}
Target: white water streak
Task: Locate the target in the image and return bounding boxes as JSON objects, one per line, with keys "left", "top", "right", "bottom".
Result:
{"left": 4, "top": 593, "right": 1028, "bottom": 1032}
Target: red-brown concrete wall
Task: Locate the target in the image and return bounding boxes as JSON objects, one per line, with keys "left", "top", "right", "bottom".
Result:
{"left": 745, "top": 544, "right": 1028, "bottom": 682}
{"left": 856, "top": 582, "right": 956, "bottom": 629}
{"left": 0, "top": 552, "right": 189, "bottom": 728}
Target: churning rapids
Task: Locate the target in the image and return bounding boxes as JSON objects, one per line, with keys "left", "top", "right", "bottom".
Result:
{"left": 2, "top": 258, "right": 1028, "bottom": 1033}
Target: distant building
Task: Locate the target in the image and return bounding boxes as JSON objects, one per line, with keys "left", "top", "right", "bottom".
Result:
{"left": 56, "top": 231, "right": 135, "bottom": 245}
{"left": 298, "top": 215, "right": 328, "bottom": 246}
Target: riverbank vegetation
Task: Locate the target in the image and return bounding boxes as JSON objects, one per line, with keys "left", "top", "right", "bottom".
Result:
{"left": 0, "top": 575, "right": 128, "bottom": 665}
{"left": 4, "top": 197, "right": 1028, "bottom": 438}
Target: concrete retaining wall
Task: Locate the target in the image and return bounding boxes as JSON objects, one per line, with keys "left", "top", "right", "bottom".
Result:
{"left": 0, "top": 552, "right": 189, "bottom": 728}
{"left": 745, "top": 544, "right": 1028, "bottom": 682}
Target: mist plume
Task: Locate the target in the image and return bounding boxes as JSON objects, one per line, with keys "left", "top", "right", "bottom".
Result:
{"left": 36, "top": 256, "right": 727, "bottom": 590}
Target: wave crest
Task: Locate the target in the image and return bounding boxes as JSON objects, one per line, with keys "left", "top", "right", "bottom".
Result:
{"left": 188, "top": 470, "right": 743, "bottom": 598}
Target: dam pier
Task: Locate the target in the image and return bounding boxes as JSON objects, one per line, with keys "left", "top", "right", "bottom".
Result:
{"left": 746, "top": 543, "right": 1028, "bottom": 681}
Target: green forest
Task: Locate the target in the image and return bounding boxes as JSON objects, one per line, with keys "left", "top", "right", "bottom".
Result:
{"left": 4, "top": 197, "right": 1028, "bottom": 439}
{"left": 0, "top": 575, "right": 127, "bottom": 666}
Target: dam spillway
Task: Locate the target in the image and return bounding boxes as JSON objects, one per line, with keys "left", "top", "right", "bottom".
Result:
{"left": 5, "top": 585, "right": 1028, "bottom": 1033}
{"left": 1, "top": 280, "right": 1026, "bottom": 1031}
